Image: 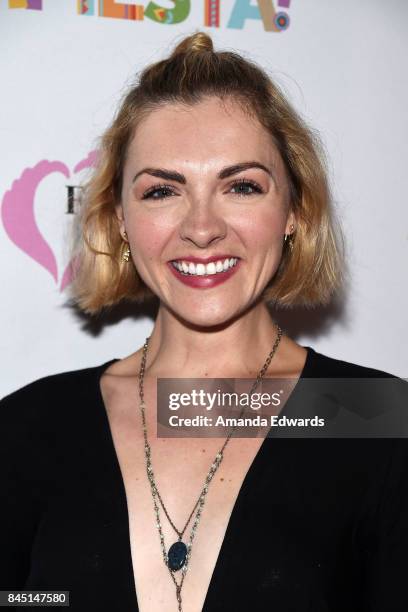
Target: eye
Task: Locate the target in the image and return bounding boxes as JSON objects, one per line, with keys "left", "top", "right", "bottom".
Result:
{"left": 142, "top": 184, "right": 177, "bottom": 200}
{"left": 229, "top": 179, "right": 263, "bottom": 197}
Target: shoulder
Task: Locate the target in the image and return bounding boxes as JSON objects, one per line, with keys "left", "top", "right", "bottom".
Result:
{"left": 0, "top": 360, "right": 117, "bottom": 427}
{"left": 305, "top": 347, "right": 399, "bottom": 379}
{"left": 301, "top": 347, "right": 407, "bottom": 432}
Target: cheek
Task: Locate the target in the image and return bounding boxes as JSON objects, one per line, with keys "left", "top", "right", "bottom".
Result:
{"left": 128, "top": 212, "right": 172, "bottom": 262}
{"left": 234, "top": 208, "right": 286, "bottom": 248}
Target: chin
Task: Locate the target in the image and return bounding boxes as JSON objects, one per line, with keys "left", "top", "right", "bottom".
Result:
{"left": 169, "top": 302, "right": 245, "bottom": 331}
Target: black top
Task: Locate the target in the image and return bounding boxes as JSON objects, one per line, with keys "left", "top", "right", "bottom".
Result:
{"left": 1, "top": 347, "right": 408, "bottom": 612}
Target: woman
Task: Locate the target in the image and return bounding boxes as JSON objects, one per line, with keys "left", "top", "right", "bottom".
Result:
{"left": 1, "top": 32, "right": 407, "bottom": 612}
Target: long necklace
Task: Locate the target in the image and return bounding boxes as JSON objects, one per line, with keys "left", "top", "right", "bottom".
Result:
{"left": 138, "top": 324, "right": 283, "bottom": 611}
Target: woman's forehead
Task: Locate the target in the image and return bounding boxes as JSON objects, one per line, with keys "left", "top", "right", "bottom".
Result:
{"left": 126, "top": 97, "right": 283, "bottom": 170}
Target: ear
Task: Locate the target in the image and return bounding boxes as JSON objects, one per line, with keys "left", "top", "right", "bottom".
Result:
{"left": 285, "top": 210, "right": 296, "bottom": 235}
{"left": 115, "top": 203, "right": 126, "bottom": 237}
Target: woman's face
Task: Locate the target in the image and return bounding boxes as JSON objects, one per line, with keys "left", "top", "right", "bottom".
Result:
{"left": 117, "top": 96, "right": 295, "bottom": 327}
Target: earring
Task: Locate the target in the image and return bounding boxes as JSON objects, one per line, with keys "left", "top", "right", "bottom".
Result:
{"left": 122, "top": 231, "right": 130, "bottom": 262}
{"left": 284, "top": 224, "right": 295, "bottom": 252}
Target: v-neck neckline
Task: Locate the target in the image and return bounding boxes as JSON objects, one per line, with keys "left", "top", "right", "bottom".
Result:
{"left": 93, "top": 345, "right": 316, "bottom": 611}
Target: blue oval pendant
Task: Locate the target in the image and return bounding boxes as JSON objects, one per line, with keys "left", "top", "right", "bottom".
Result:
{"left": 168, "top": 541, "right": 187, "bottom": 571}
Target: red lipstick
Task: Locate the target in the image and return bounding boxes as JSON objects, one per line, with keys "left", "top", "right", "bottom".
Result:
{"left": 167, "top": 259, "right": 241, "bottom": 289}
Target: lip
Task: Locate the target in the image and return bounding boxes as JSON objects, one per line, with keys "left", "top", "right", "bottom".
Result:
{"left": 169, "top": 255, "right": 240, "bottom": 265}
{"left": 167, "top": 259, "right": 241, "bottom": 289}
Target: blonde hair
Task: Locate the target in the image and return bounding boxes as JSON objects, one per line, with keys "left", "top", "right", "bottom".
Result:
{"left": 71, "top": 31, "right": 344, "bottom": 314}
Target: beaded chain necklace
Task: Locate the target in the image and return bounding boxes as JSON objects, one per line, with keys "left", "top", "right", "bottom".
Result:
{"left": 138, "top": 325, "right": 282, "bottom": 611}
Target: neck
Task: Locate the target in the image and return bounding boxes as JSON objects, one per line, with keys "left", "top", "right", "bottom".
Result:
{"left": 143, "top": 300, "right": 282, "bottom": 378}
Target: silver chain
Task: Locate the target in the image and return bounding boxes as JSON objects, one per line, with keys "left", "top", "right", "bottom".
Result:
{"left": 138, "top": 324, "right": 283, "bottom": 611}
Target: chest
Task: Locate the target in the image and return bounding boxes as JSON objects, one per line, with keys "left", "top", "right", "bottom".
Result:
{"left": 103, "top": 385, "right": 265, "bottom": 611}
{"left": 25, "top": 397, "right": 369, "bottom": 612}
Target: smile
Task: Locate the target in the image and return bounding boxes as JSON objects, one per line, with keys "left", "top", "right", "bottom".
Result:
{"left": 171, "top": 258, "right": 239, "bottom": 276}
{"left": 167, "top": 257, "right": 241, "bottom": 289}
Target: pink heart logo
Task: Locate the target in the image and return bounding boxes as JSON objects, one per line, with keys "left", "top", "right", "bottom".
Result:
{"left": 1, "top": 151, "right": 97, "bottom": 291}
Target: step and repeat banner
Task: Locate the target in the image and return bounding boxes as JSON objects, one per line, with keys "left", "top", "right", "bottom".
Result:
{"left": 1, "top": 0, "right": 407, "bottom": 396}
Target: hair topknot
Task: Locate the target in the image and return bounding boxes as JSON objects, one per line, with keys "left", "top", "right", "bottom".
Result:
{"left": 170, "top": 31, "right": 214, "bottom": 57}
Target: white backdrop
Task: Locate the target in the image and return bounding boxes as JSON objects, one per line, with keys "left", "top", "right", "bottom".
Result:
{"left": 1, "top": 0, "right": 407, "bottom": 398}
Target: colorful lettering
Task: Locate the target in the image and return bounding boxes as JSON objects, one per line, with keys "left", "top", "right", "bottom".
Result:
{"left": 9, "top": 0, "right": 42, "bottom": 9}
{"left": 274, "top": 11, "right": 290, "bottom": 30}
{"left": 228, "top": 0, "right": 288, "bottom": 31}
{"left": 98, "top": 0, "right": 144, "bottom": 20}
{"left": 144, "top": 1, "right": 190, "bottom": 25}
{"left": 77, "top": 0, "right": 95, "bottom": 16}
{"left": 257, "top": 0, "right": 278, "bottom": 32}
{"left": 204, "top": 0, "right": 220, "bottom": 28}
{"left": 10, "top": 0, "right": 290, "bottom": 31}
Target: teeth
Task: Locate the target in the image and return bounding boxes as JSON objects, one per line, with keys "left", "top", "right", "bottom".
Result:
{"left": 206, "top": 262, "right": 216, "bottom": 275}
{"left": 172, "top": 258, "right": 239, "bottom": 276}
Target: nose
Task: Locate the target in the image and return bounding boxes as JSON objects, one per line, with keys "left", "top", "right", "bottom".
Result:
{"left": 178, "top": 200, "right": 228, "bottom": 249}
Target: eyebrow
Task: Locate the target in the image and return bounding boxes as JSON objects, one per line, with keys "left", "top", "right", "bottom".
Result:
{"left": 131, "top": 161, "right": 275, "bottom": 185}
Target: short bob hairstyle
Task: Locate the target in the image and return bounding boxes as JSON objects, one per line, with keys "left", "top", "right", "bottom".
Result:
{"left": 71, "top": 31, "right": 343, "bottom": 315}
